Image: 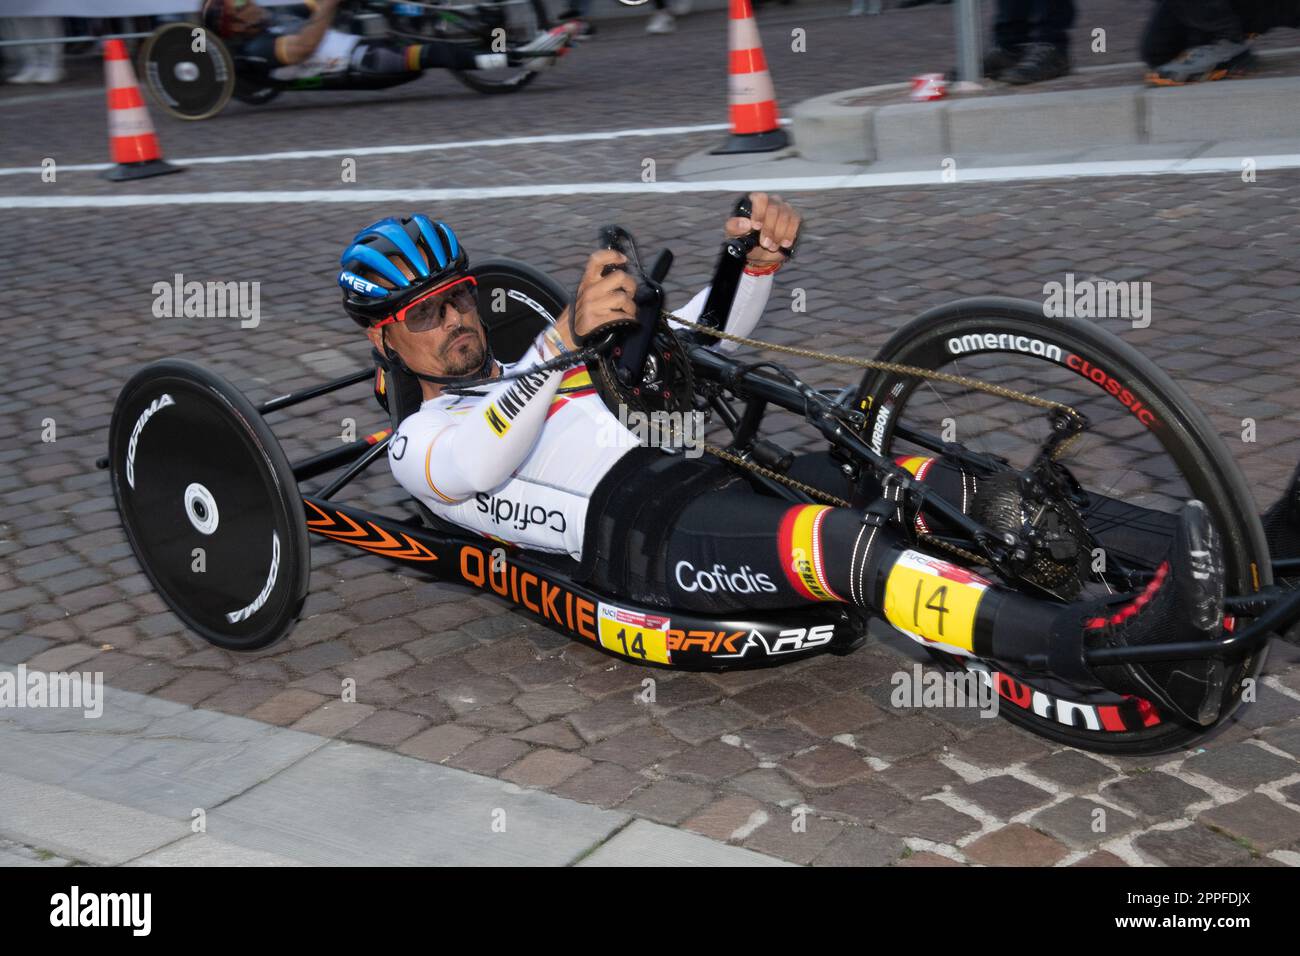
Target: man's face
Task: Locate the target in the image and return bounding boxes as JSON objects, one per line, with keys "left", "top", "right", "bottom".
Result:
{"left": 366, "top": 284, "right": 489, "bottom": 380}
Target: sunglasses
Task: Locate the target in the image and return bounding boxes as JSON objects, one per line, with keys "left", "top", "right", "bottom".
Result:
{"left": 373, "top": 276, "right": 478, "bottom": 333}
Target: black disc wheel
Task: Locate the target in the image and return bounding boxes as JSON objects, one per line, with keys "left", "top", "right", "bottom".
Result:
{"left": 140, "top": 22, "right": 235, "bottom": 120}
{"left": 472, "top": 256, "right": 570, "bottom": 361}
{"left": 854, "top": 297, "right": 1271, "bottom": 754}
{"left": 109, "top": 360, "right": 309, "bottom": 651}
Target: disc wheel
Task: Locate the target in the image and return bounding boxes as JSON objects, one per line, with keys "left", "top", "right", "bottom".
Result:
{"left": 854, "top": 297, "right": 1271, "bottom": 754}
{"left": 140, "top": 22, "right": 235, "bottom": 120}
{"left": 109, "top": 360, "right": 309, "bottom": 651}
{"left": 472, "top": 256, "right": 570, "bottom": 361}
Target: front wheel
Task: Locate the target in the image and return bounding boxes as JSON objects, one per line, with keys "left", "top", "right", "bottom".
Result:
{"left": 445, "top": 0, "right": 551, "bottom": 94}
{"left": 854, "top": 297, "right": 1270, "bottom": 754}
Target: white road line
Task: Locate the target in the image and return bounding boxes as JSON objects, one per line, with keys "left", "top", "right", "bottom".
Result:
{"left": 3, "top": 153, "right": 1297, "bottom": 208}
{"left": 0, "top": 122, "right": 737, "bottom": 177}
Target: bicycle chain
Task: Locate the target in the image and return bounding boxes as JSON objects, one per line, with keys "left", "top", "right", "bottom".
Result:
{"left": 667, "top": 311, "right": 1087, "bottom": 568}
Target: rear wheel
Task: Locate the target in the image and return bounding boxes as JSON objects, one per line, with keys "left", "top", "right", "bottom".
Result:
{"left": 139, "top": 22, "right": 235, "bottom": 120}
{"left": 109, "top": 360, "right": 309, "bottom": 651}
{"left": 854, "top": 297, "right": 1270, "bottom": 754}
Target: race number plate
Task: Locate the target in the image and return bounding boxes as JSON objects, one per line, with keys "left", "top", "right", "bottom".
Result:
{"left": 597, "top": 604, "right": 672, "bottom": 665}
{"left": 883, "top": 550, "right": 990, "bottom": 654}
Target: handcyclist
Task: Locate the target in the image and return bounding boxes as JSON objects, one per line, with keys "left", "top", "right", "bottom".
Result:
{"left": 199, "top": 0, "right": 576, "bottom": 88}
{"left": 336, "top": 200, "right": 1295, "bottom": 729}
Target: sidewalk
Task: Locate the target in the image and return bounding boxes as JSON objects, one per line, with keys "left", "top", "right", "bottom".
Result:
{"left": 0, "top": 668, "right": 787, "bottom": 867}
{"left": 686, "top": 49, "right": 1300, "bottom": 172}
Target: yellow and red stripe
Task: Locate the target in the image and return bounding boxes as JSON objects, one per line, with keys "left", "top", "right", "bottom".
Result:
{"left": 547, "top": 366, "right": 597, "bottom": 419}
{"left": 777, "top": 505, "right": 842, "bottom": 602}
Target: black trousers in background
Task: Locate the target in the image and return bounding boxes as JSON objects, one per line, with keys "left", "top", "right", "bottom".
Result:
{"left": 993, "top": 0, "right": 1077, "bottom": 51}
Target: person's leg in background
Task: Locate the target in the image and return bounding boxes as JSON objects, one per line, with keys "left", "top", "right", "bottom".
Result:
{"left": 1141, "top": 0, "right": 1194, "bottom": 68}
{"left": 1, "top": 16, "right": 41, "bottom": 84}
{"left": 647, "top": 0, "right": 675, "bottom": 34}
{"left": 1000, "top": 0, "right": 1074, "bottom": 84}
{"left": 1148, "top": 0, "right": 1254, "bottom": 82}
{"left": 26, "top": 16, "right": 64, "bottom": 84}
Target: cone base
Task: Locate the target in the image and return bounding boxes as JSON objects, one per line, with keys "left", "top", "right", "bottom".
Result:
{"left": 711, "top": 127, "right": 790, "bottom": 155}
{"left": 101, "top": 159, "right": 183, "bottom": 182}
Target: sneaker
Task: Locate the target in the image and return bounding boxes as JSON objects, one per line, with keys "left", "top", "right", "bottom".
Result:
{"left": 646, "top": 11, "right": 675, "bottom": 34}
{"left": 8, "top": 63, "right": 40, "bottom": 84}
{"left": 1000, "top": 41, "right": 1069, "bottom": 85}
{"left": 1082, "top": 500, "right": 1228, "bottom": 726}
{"left": 983, "top": 44, "right": 1023, "bottom": 78}
{"left": 1149, "top": 39, "right": 1254, "bottom": 85}
{"left": 507, "top": 25, "right": 575, "bottom": 71}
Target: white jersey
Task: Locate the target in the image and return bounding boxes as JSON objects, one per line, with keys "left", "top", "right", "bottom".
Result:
{"left": 388, "top": 273, "right": 774, "bottom": 559}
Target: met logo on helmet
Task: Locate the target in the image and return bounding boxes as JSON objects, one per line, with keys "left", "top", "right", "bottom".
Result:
{"left": 339, "top": 271, "right": 387, "bottom": 298}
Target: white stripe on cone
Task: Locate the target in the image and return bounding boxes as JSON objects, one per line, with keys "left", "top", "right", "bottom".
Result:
{"left": 106, "top": 58, "right": 138, "bottom": 90}
{"left": 108, "top": 106, "right": 157, "bottom": 139}
{"left": 730, "top": 72, "right": 776, "bottom": 105}
{"left": 730, "top": 17, "right": 762, "bottom": 51}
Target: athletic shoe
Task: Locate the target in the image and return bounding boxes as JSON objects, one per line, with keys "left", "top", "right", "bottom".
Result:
{"left": 646, "top": 11, "right": 676, "bottom": 34}
{"left": 508, "top": 24, "right": 576, "bottom": 71}
{"left": 1000, "top": 42, "right": 1070, "bottom": 85}
{"left": 1082, "top": 500, "right": 1228, "bottom": 726}
{"left": 1148, "top": 39, "right": 1254, "bottom": 85}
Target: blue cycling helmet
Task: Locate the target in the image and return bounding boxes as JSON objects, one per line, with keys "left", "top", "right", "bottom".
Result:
{"left": 339, "top": 214, "right": 469, "bottom": 328}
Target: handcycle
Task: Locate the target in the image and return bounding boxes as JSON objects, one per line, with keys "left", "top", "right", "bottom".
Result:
{"left": 106, "top": 198, "right": 1300, "bottom": 755}
{"left": 139, "top": 0, "right": 561, "bottom": 120}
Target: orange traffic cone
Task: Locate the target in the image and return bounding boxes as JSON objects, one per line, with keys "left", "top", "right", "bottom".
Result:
{"left": 713, "top": 0, "right": 789, "bottom": 155}
{"left": 101, "top": 39, "right": 180, "bottom": 182}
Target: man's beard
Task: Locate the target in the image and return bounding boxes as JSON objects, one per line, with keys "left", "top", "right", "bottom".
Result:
{"left": 441, "top": 328, "right": 486, "bottom": 377}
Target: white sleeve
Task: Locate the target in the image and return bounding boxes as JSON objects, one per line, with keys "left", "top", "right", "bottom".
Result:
{"left": 389, "top": 332, "right": 564, "bottom": 503}
{"left": 667, "top": 270, "right": 774, "bottom": 352}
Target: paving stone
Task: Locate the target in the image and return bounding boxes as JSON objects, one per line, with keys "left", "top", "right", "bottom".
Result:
{"left": 1132, "top": 824, "right": 1254, "bottom": 867}
{"left": 1183, "top": 742, "right": 1299, "bottom": 788}
{"left": 435, "top": 675, "right": 519, "bottom": 715}
{"left": 24, "top": 643, "right": 102, "bottom": 673}
{"left": 336, "top": 649, "right": 416, "bottom": 684}
{"left": 1229, "top": 683, "right": 1300, "bottom": 729}
{"left": 291, "top": 702, "right": 375, "bottom": 737}
{"left": 1198, "top": 793, "right": 1300, "bottom": 853}
{"left": 683, "top": 795, "right": 769, "bottom": 843}
{"left": 568, "top": 696, "right": 652, "bottom": 744}
{"left": 619, "top": 780, "right": 716, "bottom": 826}
{"left": 348, "top": 619, "right": 422, "bottom": 654}
{"left": 392, "top": 694, "right": 457, "bottom": 723}
{"left": 780, "top": 744, "right": 871, "bottom": 789}
{"left": 1259, "top": 721, "right": 1300, "bottom": 759}
{"left": 1031, "top": 797, "right": 1139, "bottom": 849}
{"left": 879, "top": 800, "right": 982, "bottom": 843}
{"left": 342, "top": 709, "right": 429, "bottom": 747}
{"left": 644, "top": 673, "right": 719, "bottom": 713}
{"left": 153, "top": 670, "right": 236, "bottom": 707}
{"left": 1071, "top": 851, "right": 1130, "bottom": 867}
{"left": 1101, "top": 772, "right": 1211, "bottom": 822}
{"left": 729, "top": 680, "right": 821, "bottom": 719}
{"left": 446, "top": 736, "right": 533, "bottom": 775}
{"left": 800, "top": 650, "right": 905, "bottom": 693}
{"left": 504, "top": 658, "right": 583, "bottom": 691}
{"left": 0, "top": 635, "right": 54, "bottom": 665}
{"left": 287, "top": 612, "right": 354, "bottom": 647}
{"left": 574, "top": 664, "right": 652, "bottom": 699}
{"left": 947, "top": 723, "right": 1053, "bottom": 768}
{"left": 454, "top": 703, "right": 531, "bottom": 732}
{"left": 245, "top": 689, "right": 328, "bottom": 727}
{"left": 810, "top": 781, "right": 910, "bottom": 825}
{"left": 513, "top": 684, "right": 592, "bottom": 723}
{"left": 788, "top": 694, "right": 888, "bottom": 736}
{"left": 812, "top": 827, "right": 908, "bottom": 867}
{"left": 553, "top": 762, "right": 649, "bottom": 808}
{"left": 726, "top": 768, "right": 805, "bottom": 807}
{"left": 743, "top": 812, "right": 845, "bottom": 866}
{"left": 875, "top": 757, "right": 963, "bottom": 799}
{"left": 733, "top": 724, "right": 820, "bottom": 761}
{"left": 896, "top": 850, "right": 963, "bottom": 867}
{"left": 396, "top": 723, "right": 483, "bottom": 763}
{"left": 658, "top": 700, "right": 754, "bottom": 745}
{"left": 580, "top": 726, "right": 682, "bottom": 770}
{"left": 403, "top": 629, "right": 480, "bottom": 661}
{"left": 1026, "top": 750, "right": 1117, "bottom": 791}
{"left": 463, "top": 637, "right": 539, "bottom": 674}
{"left": 280, "top": 639, "right": 354, "bottom": 676}
{"left": 660, "top": 740, "right": 758, "bottom": 784}
{"left": 501, "top": 749, "right": 592, "bottom": 789}
{"left": 510, "top": 720, "right": 585, "bottom": 751}
{"left": 963, "top": 824, "right": 1070, "bottom": 867}
{"left": 856, "top": 714, "right": 955, "bottom": 762}
{"left": 393, "top": 657, "right": 481, "bottom": 696}
{"left": 954, "top": 775, "right": 1055, "bottom": 819}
